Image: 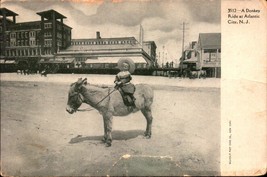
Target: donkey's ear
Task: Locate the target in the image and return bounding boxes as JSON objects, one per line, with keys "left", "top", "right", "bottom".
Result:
{"left": 75, "top": 78, "right": 84, "bottom": 89}
{"left": 82, "top": 78, "right": 87, "bottom": 85}
{"left": 77, "top": 78, "right": 83, "bottom": 84}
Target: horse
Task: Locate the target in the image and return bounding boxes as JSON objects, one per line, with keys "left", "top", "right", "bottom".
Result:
{"left": 198, "top": 70, "right": 207, "bottom": 79}
{"left": 66, "top": 78, "right": 154, "bottom": 147}
{"left": 189, "top": 70, "right": 206, "bottom": 79}
{"left": 40, "top": 70, "right": 48, "bottom": 77}
{"left": 189, "top": 71, "right": 198, "bottom": 79}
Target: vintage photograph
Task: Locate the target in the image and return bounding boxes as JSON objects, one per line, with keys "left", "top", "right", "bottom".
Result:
{"left": 1, "top": 0, "right": 221, "bottom": 176}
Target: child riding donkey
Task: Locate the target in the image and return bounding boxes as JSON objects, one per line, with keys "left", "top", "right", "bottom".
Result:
{"left": 114, "top": 60, "right": 136, "bottom": 110}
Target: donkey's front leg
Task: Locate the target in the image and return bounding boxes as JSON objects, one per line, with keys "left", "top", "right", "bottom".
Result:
{"left": 104, "top": 113, "right": 113, "bottom": 147}
{"left": 102, "top": 116, "right": 108, "bottom": 143}
{"left": 141, "top": 109, "right": 153, "bottom": 138}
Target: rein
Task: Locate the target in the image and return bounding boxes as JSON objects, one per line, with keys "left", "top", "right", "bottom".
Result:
{"left": 77, "top": 87, "right": 116, "bottom": 112}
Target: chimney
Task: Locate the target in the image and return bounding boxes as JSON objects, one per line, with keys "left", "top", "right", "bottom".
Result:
{"left": 96, "top": 31, "right": 101, "bottom": 39}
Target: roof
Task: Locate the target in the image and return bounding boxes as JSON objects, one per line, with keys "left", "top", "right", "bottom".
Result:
{"left": 7, "top": 21, "right": 41, "bottom": 30}
{"left": 68, "top": 37, "right": 141, "bottom": 51}
{"left": 66, "top": 41, "right": 142, "bottom": 51}
{"left": 143, "top": 41, "right": 157, "bottom": 48}
{"left": 37, "top": 9, "right": 66, "bottom": 19}
{"left": 0, "top": 8, "right": 18, "bottom": 16}
{"left": 72, "top": 37, "right": 136, "bottom": 41}
{"left": 85, "top": 56, "right": 147, "bottom": 64}
{"left": 198, "top": 33, "right": 221, "bottom": 49}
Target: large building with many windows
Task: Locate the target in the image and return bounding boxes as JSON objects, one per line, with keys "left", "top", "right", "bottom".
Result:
{"left": 49, "top": 32, "right": 157, "bottom": 74}
{"left": 1, "top": 8, "right": 156, "bottom": 74}
{"left": 0, "top": 8, "right": 72, "bottom": 71}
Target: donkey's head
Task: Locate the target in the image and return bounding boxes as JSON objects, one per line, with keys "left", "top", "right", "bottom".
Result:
{"left": 66, "top": 78, "right": 87, "bottom": 114}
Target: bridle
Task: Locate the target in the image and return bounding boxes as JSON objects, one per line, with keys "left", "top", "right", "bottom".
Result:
{"left": 69, "top": 90, "right": 84, "bottom": 111}
{"left": 69, "top": 87, "right": 115, "bottom": 112}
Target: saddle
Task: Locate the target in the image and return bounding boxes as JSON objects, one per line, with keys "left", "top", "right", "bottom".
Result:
{"left": 118, "top": 83, "right": 136, "bottom": 107}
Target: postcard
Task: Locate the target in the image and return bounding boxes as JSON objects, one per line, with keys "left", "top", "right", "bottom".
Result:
{"left": 0, "top": 0, "right": 266, "bottom": 176}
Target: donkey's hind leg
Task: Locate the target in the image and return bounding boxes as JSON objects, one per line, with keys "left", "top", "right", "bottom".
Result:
{"left": 141, "top": 108, "right": 153, "bottom": 138}
{"left": 102, "top": 116, "right": 108, "bottom": 143}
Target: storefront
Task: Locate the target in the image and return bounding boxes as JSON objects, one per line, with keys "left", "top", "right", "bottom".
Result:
{"left": 0, "top": 59, "right": 17, "bottom": 72}
{"left": 39, "top": 57, "right": 75, "bottom": 73}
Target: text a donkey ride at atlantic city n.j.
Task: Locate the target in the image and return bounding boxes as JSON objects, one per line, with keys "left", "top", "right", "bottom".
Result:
{"left": 66, "top": 58, "right": 154, "bottom": 147}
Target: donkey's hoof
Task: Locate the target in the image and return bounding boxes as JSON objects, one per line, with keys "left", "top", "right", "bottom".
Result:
{"left": 144, "top": 135, "right": 151, "bottom": 139}
{"left": 101, "top": 137, "right": 107, "bottom": 143}
{"left": 144, "top": 132, "right": 151, "bottom": 139}
{"left": 105, "top": 142, "right": 112, "bottom": 147}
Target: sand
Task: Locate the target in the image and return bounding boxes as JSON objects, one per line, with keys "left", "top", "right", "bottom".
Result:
{"left": 1, "top": 74, "right": 220, "bottom": 176}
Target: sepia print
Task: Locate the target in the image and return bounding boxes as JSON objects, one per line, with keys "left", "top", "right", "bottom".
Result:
{"left": 1, "top": 0, "right": 266, "bottom": 176}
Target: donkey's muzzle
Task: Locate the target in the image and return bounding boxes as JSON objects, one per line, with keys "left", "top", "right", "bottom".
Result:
{"left": 66, "top": 106, "right": 75, "bottom": 114}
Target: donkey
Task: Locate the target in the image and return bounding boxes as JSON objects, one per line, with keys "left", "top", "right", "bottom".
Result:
{"left": 66, "top": 78, "right": 154, "bottom": 147}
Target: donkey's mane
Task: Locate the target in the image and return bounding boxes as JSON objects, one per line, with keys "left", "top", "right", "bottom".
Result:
{"left": 82, "top": 84, "right": 111, "bottom": 94}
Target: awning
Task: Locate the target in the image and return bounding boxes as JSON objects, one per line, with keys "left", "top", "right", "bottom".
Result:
{"left": 5, "top": 60, "right": 16, "bottom": 64}
{"left": 85, "top": 56, "right": 147, "bottom": 64}
{"left": 0, "top": 60, "right": 16, "bottom": 64}
{"left": 183, "top": 57, "right": 198, "bottom": 63}
{"left": 39, "top": 58, "right": 75, "bottom": 64}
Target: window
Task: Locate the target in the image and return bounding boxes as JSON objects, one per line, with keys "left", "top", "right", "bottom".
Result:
{"left": 10, "top": 33, "right": 16, "bottom": 38}
{"left": 30, "top": 31, "right": 36, "bottom": 37}
{"left": 44, "top": 23, "right": 52, "bottom": 29}
{"left": 57, "top": 24, "right": 62, "bottom": 30}
{"left": 204, "top": 49, "right": 217, "bottom": 53}
{"left": 104, "top": 64, "right": 109, "bottom": 68}
{"left": 143, "top": 63, "right": 147, "bottom": 68}
{"left": 44, "top": 39, "right": 52, "bottom": 46}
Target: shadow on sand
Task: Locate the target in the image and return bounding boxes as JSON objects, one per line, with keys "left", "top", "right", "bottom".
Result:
{"left": 69, "top": 130, "right": 144, "bottom": 144}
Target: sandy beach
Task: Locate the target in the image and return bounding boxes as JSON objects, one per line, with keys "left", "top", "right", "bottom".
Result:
{"left": 1, "top": 74, "right": 220, "bottom": 176}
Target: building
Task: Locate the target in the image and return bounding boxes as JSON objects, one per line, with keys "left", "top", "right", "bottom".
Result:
{"left": 1, "top": 8, "right": 156, "bottom": 74}
{"left": 0, "top": 8, "right": 72, "bottom": 72}
{"left": 142, "top": 41, "right": 157, "bottom": 65}
{"left": 181, "top": 41, "right": 199, "bottom": 71}
{"left": 0, "top": 8, "right": 18, "bottom": 71}
{"left": 197, "top": 33, "right": 221, "bottom": 77}
{"left": 52, "top": 32, "right": 157, "bottom": 74}
{"left": 182, "top": 33, "right": 221, "bottom": 78}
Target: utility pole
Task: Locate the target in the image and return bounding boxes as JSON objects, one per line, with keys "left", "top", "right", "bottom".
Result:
{"left": 139, "top": 24, "right": 144, "bottom": 48}
{"left": 180, "top": 22, "right": 189, "bottom": 73}
{"left": 162, "top": 45, "right": 165, "bottom": 68}
{"left": 158, "top": 52, "right": 161, "bottom": 68}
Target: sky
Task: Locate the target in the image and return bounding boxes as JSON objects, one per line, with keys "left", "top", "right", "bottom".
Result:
{"left": 1, "top": 0, "right": 221, "bottom": 64}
